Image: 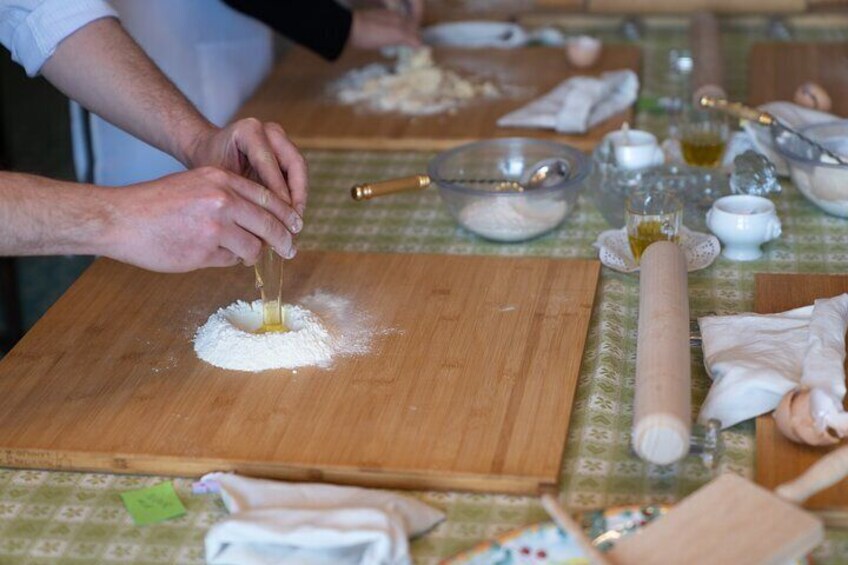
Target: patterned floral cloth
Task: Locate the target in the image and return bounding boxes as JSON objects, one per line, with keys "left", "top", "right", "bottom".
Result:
{"left": 3, "top": 15, "right": 848, "bottom": 565}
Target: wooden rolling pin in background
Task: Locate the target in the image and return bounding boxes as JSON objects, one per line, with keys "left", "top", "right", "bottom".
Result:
{"left": 690, "top": 12, "right": 727, "bottom": 105}
{"left": 633, "top": 242, "right": 692, "bottom": 465}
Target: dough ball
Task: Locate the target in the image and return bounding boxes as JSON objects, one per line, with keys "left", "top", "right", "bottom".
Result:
{"left": 794, "top": 82, "right": 832, "bottom": 112}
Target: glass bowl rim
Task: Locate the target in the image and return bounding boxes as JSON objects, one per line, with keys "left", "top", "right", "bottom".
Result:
{"left": 428, "top": 137, "right": 592, "bottom": 197}
{"left": 773, "top": 119, "right": 848, "bottom": 171}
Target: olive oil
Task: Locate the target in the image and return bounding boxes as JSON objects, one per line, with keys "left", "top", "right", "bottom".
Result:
{"left": 628, "top": 220, "right": 680, "bottom": 261}
{"left": 254, "top": 245, "right": 288, "bottom": 333}
{"left": 681, "top": 131, "right": 726, "bottom": 167}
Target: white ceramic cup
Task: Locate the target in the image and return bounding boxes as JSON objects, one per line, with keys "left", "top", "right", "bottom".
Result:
{"left": 706, "top": 195, "right": 782, "bottom": 261}
{"left": 606, "top": 130, "right": 664, "bottom": 171}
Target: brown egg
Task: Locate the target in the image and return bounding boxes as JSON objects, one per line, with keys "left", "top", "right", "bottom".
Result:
{"left": 566, "top": 36, "right": 602, "bottom": 69}
{"left": 794, "top": 82, "right": 833, "bottom": 112}
{"left": 773, "top": 388, "right": 840, "bottom": 446}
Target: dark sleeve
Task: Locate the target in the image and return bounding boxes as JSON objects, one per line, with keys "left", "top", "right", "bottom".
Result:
{"left": 222, "top": 0, "right": 353, "bottom": 61}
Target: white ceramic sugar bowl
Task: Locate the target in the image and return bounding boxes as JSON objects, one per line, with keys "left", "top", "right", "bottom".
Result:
{"left": 706, "top": 195, "right": 782, "bottom": 261}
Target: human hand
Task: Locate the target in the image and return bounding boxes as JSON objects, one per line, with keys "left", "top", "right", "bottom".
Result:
{"left": 349, "top": 9, "right": 422, "bottom": 50}
{"left": 185, "top": 119, "right": 308, "bottom": 218}
{"left": 104, "top": 167, "right": 301, "bottom": 273}
{"left": 382, "top": 0, "right": 424, "bottom": 23}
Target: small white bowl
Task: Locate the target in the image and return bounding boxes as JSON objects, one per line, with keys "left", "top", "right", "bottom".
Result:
{"left": 605, "top": 129, "right": 664, "bottom": 170}
{"left": 706, "top": 195, "right": 781, "bottom": 261}
{"left": 566, "top": 36, "right": 602, "bottom": 68}
{"left": 422, "top": 21, "right": 527, "bottom": 48}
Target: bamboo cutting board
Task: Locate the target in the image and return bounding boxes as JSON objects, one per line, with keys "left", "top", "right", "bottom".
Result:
{"left": 235, "top": 46, "right": 641, "bottom": 151}
{"left": 748, "top": 42, "right": 848, "bottom": 117}
{"left": 755, "top": 273, "right": 848, "bottom": 510}
{"left": 0, "top": 252, "right": 599, "bottom": 494}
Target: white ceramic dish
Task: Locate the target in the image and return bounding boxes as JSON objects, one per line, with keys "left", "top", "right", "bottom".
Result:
{"left": 594, "top": 226, "right": 720, "bottom": 273}
{"left": 706, "top": 195, "right": 781, "bottom": 261}
{"left": 422, "top": 21, "right": 527, "bottom": 48}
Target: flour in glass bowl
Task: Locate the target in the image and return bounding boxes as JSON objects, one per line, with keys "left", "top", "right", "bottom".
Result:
{"left": 458, "top": 196, "right": 569, "bottom": 241}
{"left": 193, "top": 292, "right": 385, "bottom": 372}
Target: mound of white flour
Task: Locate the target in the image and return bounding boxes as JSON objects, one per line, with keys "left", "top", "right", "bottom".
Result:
{"left": 193, "top": 292, "right": 379, "bottom": 372}
{"left": 334, "top": 47, "right": 498, "bottom": 116}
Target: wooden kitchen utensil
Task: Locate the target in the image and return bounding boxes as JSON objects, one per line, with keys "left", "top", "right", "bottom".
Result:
{"left": 755, "top": 273, "right": 848, "bottom": 510}
{"left": 235, "top": 46, "right": 641, "bottom": 152}
{"left": 543, "top": 457, "right": 843, "bottom": 564}
{"left": 0, "top": 252, "right": 599, "bottom": 495}
{"left": 632, "top": 242, "right": 692, "bottom": 465}
{"left": 608, "top": 473, "right": 823, "bottom": 564}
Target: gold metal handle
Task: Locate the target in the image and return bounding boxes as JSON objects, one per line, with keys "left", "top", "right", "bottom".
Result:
{"left": 351, "top": 175, "right": 432, "bottom": 201}
{"left": 698, "top": 96, "right": 775, "bottom": 126}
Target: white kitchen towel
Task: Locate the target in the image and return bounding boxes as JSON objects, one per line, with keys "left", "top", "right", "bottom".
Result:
{"left": 697, "top": 294, "right": 848, "bottom": 431}
{"left": 742, "top": 101, "right": 839, "bottom": 176}
{"left": 496, "top": 70, "right": 639, "bottom": 134}
{"left": 202, "top": 473, "right": 444, "bottom": 565}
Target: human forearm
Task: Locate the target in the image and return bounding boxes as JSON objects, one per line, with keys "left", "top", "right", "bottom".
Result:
{"left": 0, "top": 172, "right": 115, "bottom": 257}
{"left": 0, "top": 167, "right": 301, "bottom": 272}
{"left": 40, "top": 17, "right": 213, "bottom": 167}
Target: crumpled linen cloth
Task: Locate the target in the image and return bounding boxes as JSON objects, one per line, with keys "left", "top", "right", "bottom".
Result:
{"left": 203, "top": 473, "right": 445, "bottom": 565}
{"left": 697, "top": 294, "right": 848, "bottom": 431}
{"left": 742, "top": 101, "right": 839, "bottom": 176}
{"left": 496, "top": 70, "right": 639, "bottom": 134}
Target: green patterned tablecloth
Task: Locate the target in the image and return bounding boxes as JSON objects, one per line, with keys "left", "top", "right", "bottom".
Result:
{"left": 3, "top": 17, "right": 848, "bottom": 565}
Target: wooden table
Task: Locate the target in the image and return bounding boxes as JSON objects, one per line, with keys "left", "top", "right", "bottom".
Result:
{"left": 236, "top": 45, "right": 641, "bottom": 151}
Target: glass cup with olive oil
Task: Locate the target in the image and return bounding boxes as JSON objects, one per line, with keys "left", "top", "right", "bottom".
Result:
{"left": 680, "top": 109, "right": 729, "bottom": 168}
{"left": 626, "top": 190, "right": 683, "bottom": 262}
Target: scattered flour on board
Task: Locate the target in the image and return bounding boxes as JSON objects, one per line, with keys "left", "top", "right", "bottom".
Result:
{"left": 193, "top": 292, "right": 393, "bottom": 373}
{"left": 333, "top": 47, "right": 499, "bottom": 116}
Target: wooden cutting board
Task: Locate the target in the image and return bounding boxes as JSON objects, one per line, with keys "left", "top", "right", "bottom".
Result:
{"left": 755, "top": 273, "right": 848, "bottom": 510}
{"left": 0, "top": 252, "right": 599, "bottom": 494}
{"left": 235, "top": 46, "right": 641, "bottom": 151}
{"left": 748, "top": 42, "right": 848, "bottom": 117}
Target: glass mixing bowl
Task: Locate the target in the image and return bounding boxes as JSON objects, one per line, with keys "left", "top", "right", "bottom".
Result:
{"left": 774, "top": 120, "right": 848, "bottom": 218}
{"left": 428, "top": 138, "right": 591, "bottom": 242}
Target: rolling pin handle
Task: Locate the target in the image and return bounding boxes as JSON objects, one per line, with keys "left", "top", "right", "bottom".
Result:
{"left": 351, "top": 175, "right": 432, "bottom": 201}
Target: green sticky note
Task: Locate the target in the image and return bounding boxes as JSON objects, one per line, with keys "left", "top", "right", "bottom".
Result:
{"left": 120, "top": 481, "right": 186, "bottom": 526}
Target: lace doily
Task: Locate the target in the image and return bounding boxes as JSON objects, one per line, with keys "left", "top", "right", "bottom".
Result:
{"left": 594, "top": 226, "right": 720, "bottom": 273}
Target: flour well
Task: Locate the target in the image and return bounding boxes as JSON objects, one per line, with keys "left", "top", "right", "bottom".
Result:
{"left": 193, "top": 292, "right": 381, "bottom": 372}
{"left": 334, "top": 47, "right": 498, "bottom": 116}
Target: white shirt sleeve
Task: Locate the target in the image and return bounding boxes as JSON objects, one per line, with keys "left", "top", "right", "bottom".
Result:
{"left": 0, "top": 0, "right": 118, "bottom": 76}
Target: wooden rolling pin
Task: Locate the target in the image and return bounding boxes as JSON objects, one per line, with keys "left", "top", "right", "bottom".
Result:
{"left": 633, "top": 242, "right": 691, "bottom": 465}
{"left": 690, "top": 12, "right": 726, "bottom": 105}
{"left": 777, "top": 445, "right": 848, "bottom": 505}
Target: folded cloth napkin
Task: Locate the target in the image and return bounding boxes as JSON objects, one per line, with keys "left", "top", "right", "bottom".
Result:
{"left": 203, "top": 473, "right": 444, "bottom": 565}
{"left": 698, "top": 294, "right": 848, "bottom": 431}
{"left": 496, "top": 70, "right": 639, "bottom": 134}
{"left": 742, "top": 101, "right": 839, "bottom": 176}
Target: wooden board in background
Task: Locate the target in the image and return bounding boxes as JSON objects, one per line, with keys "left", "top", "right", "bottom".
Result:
{"left": 755, "top": 273, "right": 848, "bottom": 510}
{"left": 748, "top": 42, "right": 848, "bottom": 117}
{"left": 236, "top": 46, "right": 641, "bottom": 152}
{"left": 0, "top": 252, "right": 599, "bottom": 494}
